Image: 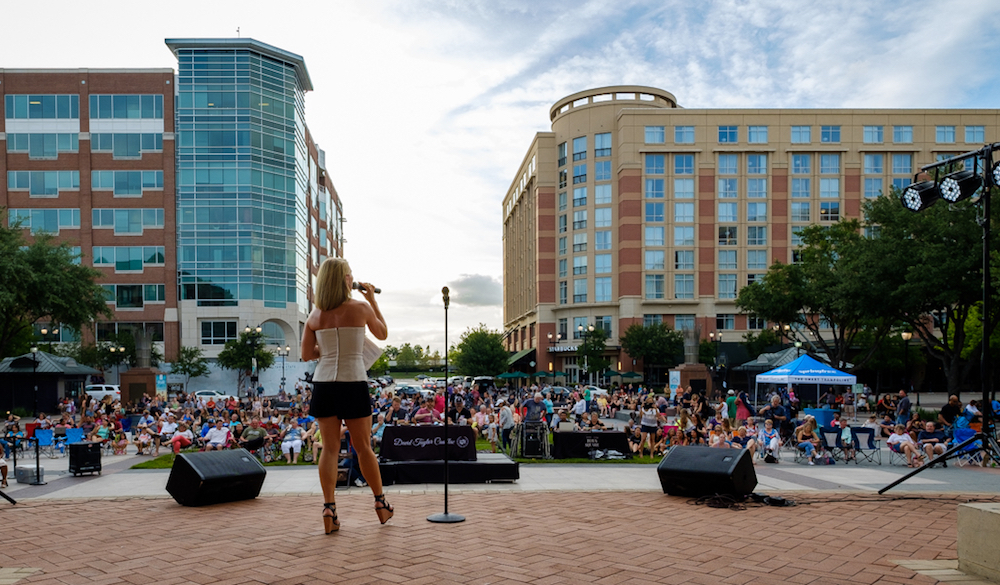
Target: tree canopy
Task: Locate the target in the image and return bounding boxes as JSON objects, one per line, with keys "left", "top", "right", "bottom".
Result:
{"left": 216, "top": 330, "right": 275, "bottom": 393}
{"left": 619, "top": 323, "right": 684, "bottom": 374}
{"left": 0, "top": 211, "right": 111, "bottom": 358}
{"left": 577, "top": 327, "right": 611, "bottom": 375}
{"left": 171, "top": 346, "right": 211, "bottom": 392}
{"left": 453, "top": 324, "right": 508, "bottom": 376}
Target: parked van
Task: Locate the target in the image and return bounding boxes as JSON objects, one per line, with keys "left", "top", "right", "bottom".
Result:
{"left": 84, "top": 384, "right": 121, "bottom": 402}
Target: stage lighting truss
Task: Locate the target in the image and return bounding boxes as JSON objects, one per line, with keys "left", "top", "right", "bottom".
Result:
{"left": 940, "top": 169, "right": 983, "bottom": 203}
{"left": 901, "top": 181, "right": 941, "bottom": 212}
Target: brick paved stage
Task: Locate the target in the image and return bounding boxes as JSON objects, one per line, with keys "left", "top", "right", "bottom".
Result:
{"left": 3, "top": 491, "right": 998, "bottom": 585}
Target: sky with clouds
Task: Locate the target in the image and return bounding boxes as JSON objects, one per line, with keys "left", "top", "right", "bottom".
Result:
{"left": 3, "top": 0, "right": 999, "bottom": 353}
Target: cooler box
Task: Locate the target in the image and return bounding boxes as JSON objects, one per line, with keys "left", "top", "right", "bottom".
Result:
{"left": 68, "top": 441, "right": 102, "bottom": 476}
{"left": 14, "top": 466, "right": 43, "bottom": 483}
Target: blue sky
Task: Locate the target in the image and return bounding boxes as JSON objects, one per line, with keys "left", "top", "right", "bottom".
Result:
{"left": 3, "top": 0, "right": 999, "bottom": 353}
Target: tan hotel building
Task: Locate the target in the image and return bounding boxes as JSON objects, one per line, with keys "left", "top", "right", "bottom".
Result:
{"left": 502, "top": 85, "right": 1000, "bottom": 383}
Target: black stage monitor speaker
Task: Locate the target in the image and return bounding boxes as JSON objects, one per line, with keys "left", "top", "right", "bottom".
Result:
{"left": 166, "top": 449, "right": 266, "bottom": 507}
{"left": 657, "top": 446, "right": 757, "bottom": 497}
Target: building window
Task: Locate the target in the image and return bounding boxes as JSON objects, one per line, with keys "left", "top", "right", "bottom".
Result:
{"left": 5, "top": 94, "right": 80, "bottom": 119}
{"left": 92, "top": 133, "right": 163, "bottom": 157}
{"left": 646, "top": 178, "right": 664, "bottom": 198}
{"left": 863, "top": 126, "right": 884, "bottom": 144}
{"left": 675, "top": 154, "right": 694, "bottom": 175}
{"left": 747, "top": 249, "right": 767, "bottom": 270}
{"left": 645, "top": 126, "right": 665, "bottom": 144}
{"left": 644, "top": 314, "right": 662, "bottom": 327}
{"left": 821, "top": 125, "right": 841, "bottom": 143}
{"left": 595, "top": 253, "right": 612, "bottom": 274}
{"left": 594, "top": 132, "right": 611, "bottom": 157}
{"left": 718, "top": 178, "right": 737, "bottom": 198}
{"left": 675, "top": 315, "right": 695, "bottom": 330}
{"left": 558, "top": 237, "right": 567, "bottom": 255}
{"left": 573, "top": 279, "right": 587, "bottom": 303}
{"left": 748, "top": 315, "right": 767, "bottom": 330}
{"left": 89, "top": 94, "right": 163, "bottom": 119}
{"left": 91, "top": 208, "right": 164, "bottom": 234}
{"left": 595, "top": 207, "right": 612, "bottom": 228}
{"left": 892, "top": 177, "right": 912, "bottom": 191}
{"left": 7, "top": 171, "right": 80, "bottom": 196}
{"left": 573, "top": 164, "right": 587, "bottom": 184}
{"left": 718, "top": 126, "right": 738, "bottom": 143}
{"left": 718, "top": 203, "right": 737, "bottom": 222}
{"left": 674, "top": 274, "right": 694, "bottom": 299}
{"left": 747, "top": 226, "right": 767, "bottom": 246}
{"left": 674, "top": 226, "right": 694, "bottom": 246}
{"left": 646, "top": 154, "right": 665, "bottom": 174}
{"left": 573, "top": 210, "right": 587, "bottom": 230}
{"left": 645, "top": 203, "right": 664, "bottom": 222}
{"left": 675, "top": 126, "right": 695, "bottom": 144}
{"left": 792, "top": 154, "right": 811, "bottom": 174}
{"left": 747, "top": 202, "right": 767, "bottom": 222}
{"left": 936, "top": 126, "right": 956, "bottom": 143}
{"left": 791, "top": 202, "right": 811, "bottom": 222}
{"left": 595, "top": 278, "right": 612, "bottom": 302}
{"left": 558, "top": 192, "right": 567, "bottom": 211}
{"left": 894, "top": 125, "right": 913, "bottom": 143}
{"left": 718, "top": 226, "right": 737, "bottom": 246}
{"left": 573, "top": 233, "right": 587, "bottom": 252}
{"left": 594, "top": 184, "right": 611, "bottom": 204}
{"left": 573, "top": 136, "right": 587, "bottom": 160}
{"left": 674, "top": 202, "right": 694, "bottom": 223}
{"left": 558, "top": 258, "right": 567, "bottom": 278}
{"left": 791, "top": 226, "right": 805, "bottom": 246}
{"left": 748, "top": 126, "right": 768, "bottom": 143}
{"left": 820, "top": 178, "right": 840, "bottom": 198}
{"left": 7, "top": 208, "right": 80, "bottom": 235}
{"left": 864, "top": 154, "right": 883, "bottom": 174}
{"left": 675, "top": 250, "right": 694, "bottom": 270}
{"left": 91, "top": 170, "right": 164, "bottom": 196}
{"left": 747, "top": 178, "right": 767, "bottom": 198}
{"left": 645, "top": 250, "right": 665, "bottom": 270}
{"left": 573, "top": 186, "right": 587, "bottom": 207}
{"left": 716, "top": 314, "right": 735, "bottom": 330}
{"left": 595, "top": 160, "right": 611, "bottom": 181}
{"left": 718, "top": 250, "right": 737, "bottom": 270}
{"left": 864, "top": 178, "right": 882, "bottom": 199}
{"left": 966, "top": 125, "right": 985, "bottom": 143}
{"left": 596, "top": 230, "right": 612, "bottom": 250}
{"left": 646, "top": 227, "right": 664, "bottom": 246}
{"left": 573, "top": 256, "right": 587, "bottom": 275}
{"left": 573, "top": 317, "right": 588, "bottom": 338}
{"left": 646, "top": 274, "right": 665, "bottom": 299}
{"left": 558, "top": 215, "right": 567, "bottom": 233}
{"left": 558, "top": 318, "right": 568, "bottom": 339}
{"left": 791, "top": 178, "right": 811, "bottom": 199}
{"left": 674, "top": 178, "right": 695, "bottom": 199}
{"left": 93, "top": 246, "right": 165, "bottom": 272}
{"left": 791, "top": 126, "right": 811, "bottom": 144}
{"left": 201, "top": 321, "right": 237, "bottom": 345}
{"left": 559, "top": 169, "right": 567, "bottom": 189}
{"left": 792, "top": 250, "right": 804, "bottom": 264}
{"left": 6, "top": 133, "right": 79, "bottom": 158}
{"left": 820, "top": 201, "right": 840, "bottom": 221}
{"left": 820, "top": 154, "right": 840, "bottom": 174}
{"left": 719, "top": 274, "right": 737, "bottom": 299}
{"left": 718, "top": 154, "right": 738, "bottom": 175}
{"left": 559, "top": 281, "right": 567, "bottom": 305}
{"left": 892, "top": 154, "right": 912, "bottom": 175}
{"left": 558, "top": 142, "right": 567, "bottom": 167}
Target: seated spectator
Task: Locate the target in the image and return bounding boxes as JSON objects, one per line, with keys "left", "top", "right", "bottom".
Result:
{"left": 447, "top": 400, "right": 472, "bottom": 426}
{"left": 35, "top": 412, "right": 52, "bottom": 430}
{"left": 412, "top": 398, "right": 441, "bottom": 425}
{"left": 906, "top": 413, "right": 925, "bottom": 442}
{"left": 551, "top": 409, "right": 572, "bottom": 430}
{"left": 829, "top": 412, "right": 842, "bottom": 428}
{"left": 472, "top": 404, "right": 489, "bottom": 436}
{"left": 838, "top": 418, "right": 856, "bottom": 461}
{"left": 878, "top": 414, "right": 895, "bottom": 439}
{"left": 167, "top": 422, "right": 194, "bottom": 454}
{"left": 89, "top": 418, "right": 112, "bottom": 444}
{"left": 580, "top": 412, "right": 606, "bottom": 431}
{"left": 384, "top": 397, "right": 408, "bottom": 426}
{"left": 279, "top": 419, "right": 304, "bottom": 464}
{"left": 371, "top": 413, "right": 387, "bottom": 449}
{"left": 1, "top": 423, "right": 24, "bottom": 458}
{"left": 796, "top": 417, "right": 821, "bottom": 465}
{"left": 110, "top": 427, "right": 129, "bottom": 455}
{"left": 918, "top": 421, "right": 949, "bottom": 467}
{"left": 887, "top": 424, "right": 925, "bottom": 467}
{"left": 133, "top": 425, "right": 153, "bottom": 455}
{"left": 627, "top": 426, "right": 642, "bottom": 455}
{"left": 203, "top": 419, "right": 232, "bottom": 451}
{"left": 759, "top": 418, "right": 781, "bottom": 459}
{"left": 731, "top": 427, "right": 757, "bottom": 458}
{"left": 153, "top": 414, "right": 178, "bottom": 456}
{"left": 239, "top": 417, "right": 270, "bottom": 452}
{"left": 310, "top": 424, "right": 323, "bottom": 463}
{"left": 710, "top": 424, "right": 733, "bottom": 448}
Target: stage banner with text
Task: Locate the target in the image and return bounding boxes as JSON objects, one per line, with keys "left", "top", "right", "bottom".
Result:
{"left": 380, "top": 426, "right": 477, "bottom": 461}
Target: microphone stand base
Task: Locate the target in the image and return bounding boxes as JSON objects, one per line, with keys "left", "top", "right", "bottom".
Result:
{"left": 427, "top": 512, "right": 465, "bottom": 523}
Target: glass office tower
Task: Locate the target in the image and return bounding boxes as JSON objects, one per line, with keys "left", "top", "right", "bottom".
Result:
{"left": 166, "top": 38, "right": 314, "bottom": 356}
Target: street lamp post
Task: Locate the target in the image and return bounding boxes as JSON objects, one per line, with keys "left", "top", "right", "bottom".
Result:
{"left": 28, "top": 346, "right": 45, "bottom": 485}
{"left": 245, "top": 324, "right": 262, "bottom": 397}
{"left": 794, "top": 341, "right": 803, "bottom": 358}
{"left": 578, "top": 324, "right": 594, "bottom": 385}
{"left": 901, "top": 331, "right": 913, "bottom": 405}
{"left": 277, "top": 346, "right": 290, "bottom": 393}
{"left": 546, "top": 332, "right": 562, "bottom": 373}
{"left": 108, "top": 345, "right": 125, "bottom": 385}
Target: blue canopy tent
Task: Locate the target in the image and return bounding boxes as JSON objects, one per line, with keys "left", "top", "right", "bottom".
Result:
{"left": 754, "top": 354, "right": 856, "bottom": 408}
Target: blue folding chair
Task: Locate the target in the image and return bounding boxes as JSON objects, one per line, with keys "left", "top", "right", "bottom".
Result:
{"left": 953, "top": 428, "right": 983, "bottom": 467}
{"left": 851, "top": 427, "right": 881, "bottom": 465}
{"left": 33, "top": 429, "right": 58, "bottom": 459}
{"left": 57, "top": 428, "right": 86, "bottom": 456}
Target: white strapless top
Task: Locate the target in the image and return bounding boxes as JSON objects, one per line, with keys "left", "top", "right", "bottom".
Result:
{"left": 314, "top": 327, "right": 366, "bottom": 382}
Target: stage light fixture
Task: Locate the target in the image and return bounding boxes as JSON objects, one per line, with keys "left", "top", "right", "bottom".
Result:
{"left": 901, "top": 181, "right": 941, "bottom": 212}
{"left": 939, "top": 169, "right": 982, "bottom": 203}
{"left": 992, "top": 161, "right": 1000, "bottom": 187}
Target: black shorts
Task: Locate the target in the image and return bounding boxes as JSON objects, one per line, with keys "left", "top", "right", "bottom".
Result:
{"left": 310, "top": 381, "right": 372, "bottom": 420}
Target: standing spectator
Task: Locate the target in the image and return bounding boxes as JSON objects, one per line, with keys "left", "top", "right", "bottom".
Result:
{"left": 498, "top": 399, "right": 514, "bottom": 452}
{"left": 485, "top": 414, "right": 498, "bottom": 453}
{"left": 842, "top": 388, "right": 856, "bottom": 420}
{"left": 637, "top": 397, "right": 661, "bottom": 458}
{"left": 725, "top": 390, "right": 737, "bottom": 420}
{"left": 521, "top": 393, "right": 546, "bottom": 423}
{"left": 896, "top": 390, "right": 912, "bottom": 426}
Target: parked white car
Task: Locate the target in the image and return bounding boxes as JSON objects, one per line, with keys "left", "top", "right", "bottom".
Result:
{"left": 194, "top": 390, "right": 238, "bottom": 402}
{"left": 84, "top": 384, "right": 121, "bottom": 402}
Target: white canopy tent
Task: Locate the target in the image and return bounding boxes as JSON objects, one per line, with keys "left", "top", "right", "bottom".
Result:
{"left": 754, "top": 354, "right": 856, "bottom": 406}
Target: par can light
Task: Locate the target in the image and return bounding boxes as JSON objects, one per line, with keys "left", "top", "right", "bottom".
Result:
{"left": 901, "top": 181, "right": 941, "bottom": 212}
{"left": 940, "top": 169, "right": 982, "bottom": 203}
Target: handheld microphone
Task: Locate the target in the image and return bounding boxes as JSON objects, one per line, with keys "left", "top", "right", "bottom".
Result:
{"left": 352, "top": 282, "right": 381, "bottom": 294}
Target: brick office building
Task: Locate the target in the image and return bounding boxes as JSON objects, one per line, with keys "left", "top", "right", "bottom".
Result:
{"left": 502, "top": 85, "right": 1000, "bottom": 384}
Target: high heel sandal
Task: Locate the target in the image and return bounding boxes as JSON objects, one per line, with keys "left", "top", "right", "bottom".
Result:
{"left": 323, "top": 502, "right": 339, "bottom": 534}
{"left": 374, "top": 494, "right": 394, "bottom": 524}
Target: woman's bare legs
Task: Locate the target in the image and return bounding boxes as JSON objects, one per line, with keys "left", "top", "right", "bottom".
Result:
{"left": 316, "top": 417, "right": 342, "bottom": 504}
{"left": 343, "top": 417, "right": 383, "bottom": 497}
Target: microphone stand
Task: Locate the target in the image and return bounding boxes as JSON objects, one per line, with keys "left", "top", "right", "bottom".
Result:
{"left": 428, "top": 286, "right": 465, "bottom": 523}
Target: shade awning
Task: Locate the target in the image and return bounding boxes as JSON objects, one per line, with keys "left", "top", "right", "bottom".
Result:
{"left": 507, "top": 348, "right": 535, "bottom": 366}
{"left": 755, "top": 355, "right": 856, "bottom": 385}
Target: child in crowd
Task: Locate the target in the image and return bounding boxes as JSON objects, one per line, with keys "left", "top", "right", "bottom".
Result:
{"left": 485, "top": 414, "right": 498, "bottom": 453}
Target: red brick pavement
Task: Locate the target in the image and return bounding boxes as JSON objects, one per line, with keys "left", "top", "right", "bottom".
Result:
{"left": 3, "top": 492, "right": 998, "bottom": 585}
